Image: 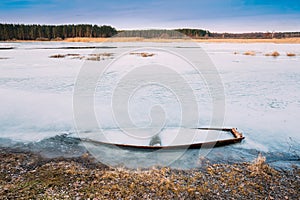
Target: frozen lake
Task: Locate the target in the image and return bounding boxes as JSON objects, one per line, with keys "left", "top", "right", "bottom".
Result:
{"left": 0, "top": 41, "right": 299, "bottom": 169}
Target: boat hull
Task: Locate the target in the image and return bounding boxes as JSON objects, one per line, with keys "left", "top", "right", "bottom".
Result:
{"left": 81, "top": 128, "right": 245, "bottom": 150}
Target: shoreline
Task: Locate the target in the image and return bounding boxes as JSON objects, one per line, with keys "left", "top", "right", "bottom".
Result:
{"left": 0, "top": 147, "right": 299, "bottom": 199}
{"left": 2, "top": 37, "right": 300, "bottom": 44}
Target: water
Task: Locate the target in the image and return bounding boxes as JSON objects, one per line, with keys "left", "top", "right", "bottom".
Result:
{"left": 0, "top": 41, "right": 299, "bottom": 169}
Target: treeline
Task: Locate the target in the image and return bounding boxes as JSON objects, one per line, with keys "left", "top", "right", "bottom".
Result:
{"left": 175, "top": 29, "right": 210, "bottom": 38}
{"left": 0, "top": 24, "right": 117, "bottom": 40}
{"left": 210, "top": 32, "right": 300, "bottom": 39}
{"left": 0, "top": 24, "right": 210, "bottom": 40}
{"left": 117, "top": 29, "right": 210, "bottom": 38}
{"left": 120, "top": 30, "right": 300, "bottom": 39}
{"left": 1, "top": 23, "right": 300, "bottom": 40}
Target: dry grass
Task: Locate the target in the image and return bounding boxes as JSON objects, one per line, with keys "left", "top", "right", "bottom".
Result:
{"left": 66, "top": 53, "right": 80, "bottom": 56}
{"left": 8, "top": 37, "right": 300, "bottom": 44}
{"left": 86, "top": 57, "right": 101, "bottom": 61}
{"left": 248, "top": 153, "right": 266, "bottom": 174}
{"left": 49, "top": 54, "right": 66, "bottom": 58}
{"left": 248, "top": 154, "right": 278, "bottom": 177}
{"left": 6, "top": 36, "right": 300, "bottom": 44}
{"left": 89, "top": 53, "right": 113, "bottom": 57}
{"left": 64, "top": 37, "right": 189, "bottom": 43}
{"left": 1, "top": 149, "right": 299, "bottom": 199}
{"left": 64, "top": 37, "right": 152, "bottom": 43}
{"left": 271, "top": 51, "right": 280, "bottom": 57}
{"left": 49, "top": 53, "right": 114, "bottom": 61}
{"left": 243, "top": 51, "right": 256, "bottom": 56}
{"left": 64, "top": 37, "right": 300, "bottom": 44}
{"left": 130, "top": 52, "right": 155, "bottom": 57}
{"left": 64, "top": 37, "right": 107, "bottom": 42}
{"left": 265, "top": 51, "right": 280, "bottom": 57}
{"left": 65, "top": 37, "right": 300, "bottom": 44}
{"left": 194, "top": 37, "right": 300, "bottom": 44}
{"left": 287, "top": 53, "right": 296, "bottom": 56}
{"left": 86, "top": 53, "right": 114, "bottom": 61}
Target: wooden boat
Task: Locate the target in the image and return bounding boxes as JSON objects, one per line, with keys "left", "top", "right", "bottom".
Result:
{"left": 81, "top": 128, "right": 245, "bottom": 150}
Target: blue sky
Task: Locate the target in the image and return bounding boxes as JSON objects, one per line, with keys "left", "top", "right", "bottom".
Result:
{"left": 0, "top": 0, "right": 299, "bottom": 32}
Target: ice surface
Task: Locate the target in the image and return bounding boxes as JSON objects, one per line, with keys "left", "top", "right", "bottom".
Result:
{"left": 0, "top": 42, "right": 299, "bottom": 168}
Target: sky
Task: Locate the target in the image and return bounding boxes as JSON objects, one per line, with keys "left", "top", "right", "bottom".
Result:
{"left": 0, "top": 0, "right": 300, "bottom": 32}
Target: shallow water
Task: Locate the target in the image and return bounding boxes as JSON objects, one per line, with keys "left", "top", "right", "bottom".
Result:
{"left": 0, "top": 41, "right": 299, "bottom": 169}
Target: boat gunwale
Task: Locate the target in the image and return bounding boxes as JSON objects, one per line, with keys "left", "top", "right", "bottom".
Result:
{"left": 80, "top": 128, "right": 245, "bottom": 150}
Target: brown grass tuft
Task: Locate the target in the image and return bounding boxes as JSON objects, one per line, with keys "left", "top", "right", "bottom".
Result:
{"left": 66, "top": 53, "right": 80, "bottom": 56}
{"left": 248, "top": 153, "right": 267, "bottom": 177}
{"left": 89, "top": 53, "right": 113, "bottom": 57}
{"left": 271, "top": 51, "right": 280, "bottom": 57}
{"left": 287, "top": 53, "right": 296, "bottom": 56}
{"left": 265, "top": 51, "right": 280, "bottom": 57}
{"left": 49, "top": 53, "right": 113, "bottom": 61}
{"left": 248, "top": 153, "right": 278, "bottom": 177}
{"left": 243, "top": 51, "right": 256, "bottom": 56}
{"left": 249, "top": 153, "right": 265, "bottom": 170}
{"left": 130, "top": 52, "right": 155, "bottom": 57}
{"left": 86, "top": 56, "right": 101, "bottom": 61}
{"left": 49, "top": 54, "right": 66, "bottom": 58}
